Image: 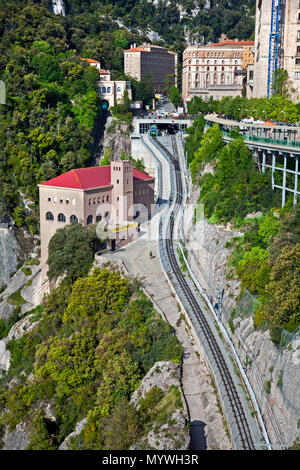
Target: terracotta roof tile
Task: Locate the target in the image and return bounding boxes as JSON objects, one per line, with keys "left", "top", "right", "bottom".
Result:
{"left": 40, "top": 166, "right": 153, "bottom": 190}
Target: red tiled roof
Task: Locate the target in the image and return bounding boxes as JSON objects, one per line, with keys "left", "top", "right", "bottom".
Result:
{"left": 98, "top": 69, "right": 110, "bottom": 75}
{"left": 80, "top": 58, "right": 101, "bottom": 64}
{"left": 40, "top": 166, "right": 153, "bottom": 189}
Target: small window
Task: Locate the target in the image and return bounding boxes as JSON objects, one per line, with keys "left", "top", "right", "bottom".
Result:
{"left": 58, "top": 213, "right": 66, "bottom": 222}
{"left": 72, "top": 199, "right": 76, "bottom": 205}
{"left": 87, "top": 215, "right": 93, "bottom": 225}
{"left": 66, "top": 199, "right": 69, "bottom": 204}
{"left": 117, "top": 179, "right": 119, "bottom": 184}
{"left": 60, "top": 198, "right": 63, "bottom": 204}
{"left": 70, "top": 215, "right": 78, "bottom": 223}
{"left": 48, "top": 196, "right": 51, "bottom": 202}
{"left": 53, "top": 196, "right": 57, "bottom": 203}
{"left": 96, "top": 215, "right": 102, "bottom": 223}
{"left": 106, "top": 195, "right": 109, "bottom": 202}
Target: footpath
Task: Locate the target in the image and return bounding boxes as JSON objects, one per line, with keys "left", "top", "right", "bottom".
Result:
{"left": 95, "top": 224, "right": 232, "bottom": 450}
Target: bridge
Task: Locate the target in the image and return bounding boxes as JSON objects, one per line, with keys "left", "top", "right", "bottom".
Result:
{"left": 205, "top": 114, "right": 300, "bottom": 207}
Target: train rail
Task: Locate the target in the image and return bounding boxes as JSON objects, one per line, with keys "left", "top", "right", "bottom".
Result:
{"left": 153, "top": 135, "right": 256, "bottom": 450}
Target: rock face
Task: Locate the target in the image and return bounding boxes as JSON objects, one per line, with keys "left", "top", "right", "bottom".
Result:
{"left": 186, "top": 185, "right": 300, "bottom": 448}
{"left": 0, "top": 263, "right": 42, "bottom": 374}
{"left": 0, "top": 226, "right": 21, "bottom": 289}
{"left": 59, "top": 418, "right": 87, "bottom": 450}
{"left": 130, "top": 361, "right": 190, "bottom": 450}
{"left": 4, "top": 422, "right": 29, "bottom": 450}
{"left": 101, "top": 117, "right": 132, "bottom": 162}
{"left": 131, "top": 361, "right": 181, "bottom": 407}
{"left": 230, "top": 317, "right": 300, "bottom": 448}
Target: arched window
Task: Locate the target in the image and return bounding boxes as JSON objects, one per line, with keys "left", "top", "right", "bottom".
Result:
{"left": 45, "top": 211, "right": 54, "bottom": 221}
{"left": 87, "top": 215, "right": 93, "bottom": 225}
{"left": 102, "top": 87, "right": 106, "bottom": 93}
{"left": 221, "top": 73, "right": 225, "bottom": 84}
{"left": 117, "top": 86, "right": 121, "bottom": 93}
{"left": 70, "top": 215, "right": 78, "bottom": 223}
{"left": 107, "top": 87, "right": 111, "bottom": 93}
{"left": 96, "top": 215, "right": 102, "bottom": 223}
{"left": 58, "top": 213, "right": 66, "bottom": 222}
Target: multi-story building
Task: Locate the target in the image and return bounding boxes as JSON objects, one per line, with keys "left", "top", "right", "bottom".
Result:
{"left": 39, "top": 161, "right": 155, "bottom": 288}
{"left": 182, "top": 40, "right": 254, "bottom": 104}
{"left": 81, "top": 58, "right": 132, "bottom": 108}
{"left": 253, "top": 0, "right": 300, "bottom": 101}
{"left": 124, "top": 43, "right": 178, "bottom": 93}
{"left": 98, "top": 68, "right": 132, "bottom": 108}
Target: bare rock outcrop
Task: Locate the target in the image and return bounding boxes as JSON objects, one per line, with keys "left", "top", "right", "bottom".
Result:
{"left": 3, "top": 422, "right": 29, "bottom": 450}
{"left": 130, "top": 361, "right": 190, "bottom": 450}
{"left": 131, "top": 361, "right": 181, "bottom": 407}
{"left": 58, "top": 418, "right": 87, "bottom": 450}
{"left": 101, "top": 117, "right": 131, "bottom": 162}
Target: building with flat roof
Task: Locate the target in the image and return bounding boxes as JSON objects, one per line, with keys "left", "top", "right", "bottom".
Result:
{"left": 253, "top": 0, "right": 300, "bottom": 101}
{"left": 182, "top": 40, "right": 254, "bottom": 104}
{"left": 124, "top": 43, "right": 178, "bottom": 93}
{"left": 39, "top": 161, "right": 155, "bottom": 289}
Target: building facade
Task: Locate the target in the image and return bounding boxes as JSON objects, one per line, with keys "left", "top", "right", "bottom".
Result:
{"left": 253, "top": 0, "right": 300, "bottom": 101}
{"left": 98, "top": 68, "right": 132, "bottom": 108}
{"left": 182, "top": 40, "right": 254, "bottom": 104}
{"left": 81, "top": 59, "right": 132, "bottom": 108}
{"left": 39, "top": 161, "right": 155, "bottom": 287}
{"left": 124, "top": 43, "right": 178, "bottom": 93}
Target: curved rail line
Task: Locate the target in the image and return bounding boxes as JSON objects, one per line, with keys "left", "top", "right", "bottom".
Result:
{"left": 153, "top": 135, "right": 256, "bottom": 450}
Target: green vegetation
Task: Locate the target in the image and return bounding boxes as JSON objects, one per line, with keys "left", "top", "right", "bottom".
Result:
{"left": 187, "top": 95, "right": 300, "bottom": 123}
{"left": 188, "top": 115, "right": 300, "bottom": 345}
{"left": 169, "top": 86, "right": 182, "bottom": 107}
{"left": 0, "top": 268, "right": 182, "bottom": 449}
{"left": 47, "top": 223, "right": 101, "bottom": 284}
{"left": 194, "top": 125, "right": 274, "bottom": 222}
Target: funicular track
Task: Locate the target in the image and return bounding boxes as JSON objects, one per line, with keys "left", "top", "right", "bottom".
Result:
{"left": 153, "top": 135, "right": 256, "bottom": 450}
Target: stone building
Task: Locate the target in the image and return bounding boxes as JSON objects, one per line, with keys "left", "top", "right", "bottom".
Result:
{"left": 81, "top": 58, "right": 132, "bottom": 108}
{"left": 98, "top": 68, "right": 132, "bottom": 108}
{"left": 253, "top": 0, "right": 300, "bottom": 101}
{"left": 182, "top": 40, "right": 254, "bottom": 105}
{"left": 124, "top": 43, "right": 178, "bottom": 93}
{"left": 39, "top": 161, "right": 155, "bottom": 288}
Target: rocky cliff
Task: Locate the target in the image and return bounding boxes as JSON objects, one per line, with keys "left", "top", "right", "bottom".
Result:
{"left": 186, "top": 185, "right": 300, "bottom": 449}
{"left": 0, "top": 226, "right": 21, "bottom": 290}
{"left": 101, "top": 117, "right": 132, "bottom": 162}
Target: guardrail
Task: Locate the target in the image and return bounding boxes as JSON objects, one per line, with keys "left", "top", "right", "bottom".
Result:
{"left": 221, "top": 130, "right": 300, "bottom": 148}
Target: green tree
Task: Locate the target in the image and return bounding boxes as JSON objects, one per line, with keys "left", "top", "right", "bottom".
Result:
{"left": 169, "top": 86, "right": 181, "bottom": 107}
{"left": 263, "top": 244, "right": 300, "bottom": 332}
{"left": 47, "top": 223, "right": 99, "bottom": 283}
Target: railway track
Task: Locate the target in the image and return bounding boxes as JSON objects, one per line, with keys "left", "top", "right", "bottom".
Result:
{"left": 153, "top": 135, "right": 256, "bottom": 450}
